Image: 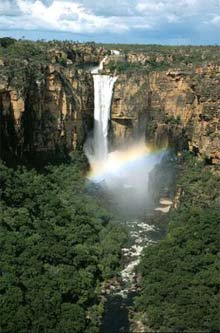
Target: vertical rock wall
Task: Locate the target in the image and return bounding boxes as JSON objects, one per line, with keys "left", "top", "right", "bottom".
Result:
{"left": 110, "top": 65, "right": 220, "bottom": 164}
{"left": 0, "top": 65, "right": 94, "bottom": 164}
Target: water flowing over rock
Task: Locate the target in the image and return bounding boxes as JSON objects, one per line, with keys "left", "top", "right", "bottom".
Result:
{"left": 85, "top": 54, "right": 117, "bottom": 165}
{"left": 91, "top": 56, "right": 108, "bottom": 74}
{"left": 93, "top": 75, "right": 117, "bottom": 161}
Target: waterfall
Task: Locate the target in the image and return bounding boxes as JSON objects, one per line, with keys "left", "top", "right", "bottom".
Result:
{"left": 91, "top": 56, "right": 108, "bottom": 74}
{"left": 93, "top": 75, "right": 117, "bottom": 161}
{"left": 85, "top": 55, "right": 117, "bottom": 163}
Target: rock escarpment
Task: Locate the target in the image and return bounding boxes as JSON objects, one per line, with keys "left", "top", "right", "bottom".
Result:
{"left": 0, "top": 65, "right": 93, "bottom": 164}
{"left": 111, "top": 65, "right": 220, "bottom": 164}
{"left": 1, "top": 41, "right": 219, "bottom": 165}
{"left": 110, "top": 74, "right": 149, "bottom": 147}
{"left": 0, "top": 42, "right": 108, "bottom": 164}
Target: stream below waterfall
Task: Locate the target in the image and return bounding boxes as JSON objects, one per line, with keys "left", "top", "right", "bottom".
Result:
{"left": 101, "top": 207, "right": 167, "bottom": 333}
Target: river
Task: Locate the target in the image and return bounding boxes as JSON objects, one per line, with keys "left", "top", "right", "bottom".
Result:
{"left": 101, "top": 206, "right": 169, "bottom": 333}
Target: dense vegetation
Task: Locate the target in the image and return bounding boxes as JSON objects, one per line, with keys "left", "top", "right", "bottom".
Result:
{"left": 100, "top": 43, "right": 220, "bottom": 74}
{"left": 136, "top": 154, "right": 220, "bottom": 332}
{"left": 0, "top": 38, "right": 101, "bottom": 63}
{"left": 98, "top": 43, "right": 220, "bottom": 57}
{"left": 0, "top": 155, "right": 127, "bottom": 333}
{"left": 105, "top": 52, "right": 220, "bottom": 74}
{"left": 1, "top": 38, "right": 220, "bottom": 78}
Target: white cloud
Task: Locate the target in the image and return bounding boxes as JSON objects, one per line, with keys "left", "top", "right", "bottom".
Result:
{"left": 136, "top": 1, "right": 165, "bottom": 13}
{"left": 0, "top": 0, "right": 12, "bottom": 13}
{"left": 211, "top": 15, "right": 220, "bottom": 26}
{"left": 0, "top": 0, "right": 219, "bottom": 43}
{"left": 167, "top": 14, "right": 179, "bottom": 23}
{"left": 0, "top": 0, "right": 21, "bottom": 16}
{"left": 1, "top": 0, "right": 129, "bottom": 33}
{"left": 78, "top": 0, "right": 137, "bottom": 17}
{"left": 134, "top": 23, "right": 152, "bottom": 29}
{"left": 135, "top": 0, "right": 219, "bottom": 21}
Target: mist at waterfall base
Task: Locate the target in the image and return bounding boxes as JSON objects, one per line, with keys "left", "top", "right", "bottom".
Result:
{"left": 85, "top": 53, "right": 167, "bottom": 216}
{"left": 85, "top": 141, "right": 167, "bottom": 216}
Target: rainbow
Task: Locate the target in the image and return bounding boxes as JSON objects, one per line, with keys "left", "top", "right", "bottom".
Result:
{"left": 87, "top": 144, "right": 167, "bottom": 183}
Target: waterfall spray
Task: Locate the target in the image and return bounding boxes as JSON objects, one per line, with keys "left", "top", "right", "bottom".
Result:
{"left": 85, "top": 52, "right": 167, "bottom": 214}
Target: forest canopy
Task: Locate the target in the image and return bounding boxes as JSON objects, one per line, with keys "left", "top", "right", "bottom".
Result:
{"left": 136, "top": 155, "right": 220, "bottom": 332}
{"left": 0, "top": 157, "right": 127, "bottom": 333}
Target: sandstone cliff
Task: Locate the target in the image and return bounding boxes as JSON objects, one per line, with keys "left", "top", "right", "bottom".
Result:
{"left": 111, "top": 64, "right": 220, "bottom": 164}
{"left": 0, "top": 41, "right": 108, "bottom": 164}
{"left": 1, "top": 41, "right": 219, "bottom": 165}
{"left": 0, "top": 65, "right": 94, "bottom": 164}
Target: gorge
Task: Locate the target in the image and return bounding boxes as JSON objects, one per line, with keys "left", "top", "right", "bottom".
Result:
{"left": 86, "top": 54, "right": 174, "bottom": 332}
{"left": 0, "top": 39, "right": 219, "bottom": 333}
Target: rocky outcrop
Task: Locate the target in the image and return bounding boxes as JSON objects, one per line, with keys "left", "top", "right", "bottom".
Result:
{"left": 0, "top": 64, "right": 94, "bottom": 164}
{"left": 0, "top": 41, "right": 109, "bottom": 164}
{"left": 47, "top": 43, "right": 107, "bottom": 66}
{"left": 110, "top": 65, "right": 220, "bottom": 164}
{"left": 127, "top": 52, "right": 174, "bottom": 65}
{"left": 110, "top": 74, "right": 149, "bottom": 148}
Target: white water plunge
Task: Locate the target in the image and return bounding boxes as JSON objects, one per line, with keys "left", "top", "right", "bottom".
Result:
{"left": 93, "top": 75, "right": 117, "bottom": 161}
{"left": 85, "top": 56, "right": 117, "bottom": 163}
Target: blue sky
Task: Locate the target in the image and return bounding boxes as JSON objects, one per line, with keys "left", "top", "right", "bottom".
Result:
{"left": 0, "top": 0, "right": 220, "bottom": 44}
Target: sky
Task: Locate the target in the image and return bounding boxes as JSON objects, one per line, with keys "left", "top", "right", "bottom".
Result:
{"left": 0, "top": 0, "right": 220, "bottom": 44}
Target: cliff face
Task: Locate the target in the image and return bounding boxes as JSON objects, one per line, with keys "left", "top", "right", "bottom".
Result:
{"left": 111, "top": 65, "right": 220, "bottom": 164}
{"left": 0, "top": 41, "right": 108, "bottom": 164}
{"left": 0, "top": 64, "right": 94, "bottom": 164}
{"left": 110, "top": 74, "right": 149, "bottom": 148}
{"left": 1, "top": 41, "right": 219, "bottom": 165}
